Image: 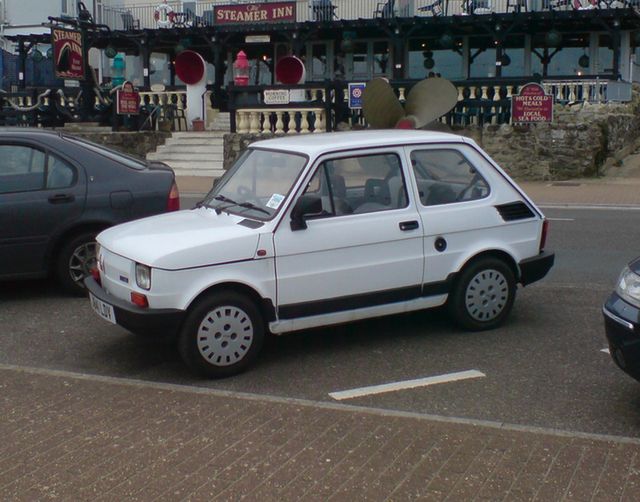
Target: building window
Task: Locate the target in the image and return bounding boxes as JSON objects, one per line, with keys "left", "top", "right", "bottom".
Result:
{"left": 469, "top": 37, "right": 496, "bottom": 78}
{"left": 407, "top": 40, "right": 463, "bottom": 80}
{"left": 500, "top": 36, "right": 526, "bottom": 78}
{"left": 596, "top": 34, "right": 615, "bottom": 76}
{"left": 531, "top": 33, "right": 589, "bottom": 77}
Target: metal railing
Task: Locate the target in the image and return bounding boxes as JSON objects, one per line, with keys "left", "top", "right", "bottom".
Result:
{"left": 225, "top": 77, "right": 628, "bottom": 133}
{"left": 0, "top": 77, "right": 627, "bottom": 130}
{"left": 102, "top": 0, "right": 636, "bottom": 30}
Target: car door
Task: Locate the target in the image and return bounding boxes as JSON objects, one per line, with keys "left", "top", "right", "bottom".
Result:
{"left": 273, "top": 149, "right": 424, "bottom": 321}
{"left": 0, "top": 141, "right": 86, "bottom": 278}
{"left": 406, "top": 144, "right": 497, "bottom": 286}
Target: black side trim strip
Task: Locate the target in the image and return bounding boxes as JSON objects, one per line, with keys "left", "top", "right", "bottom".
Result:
{"left": 495, "top": 201, "right": 535, "bottom": 221}
{"left": 278, "top": 278, "right": 453, "bottom": 320}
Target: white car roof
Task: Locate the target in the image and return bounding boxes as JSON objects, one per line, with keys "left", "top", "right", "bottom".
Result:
{"left": 250, "top": 130, "right": 469, "bottom": 156}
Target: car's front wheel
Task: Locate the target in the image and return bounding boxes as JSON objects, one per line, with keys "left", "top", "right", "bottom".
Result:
{"left": 55, "top": 231, "right": 98, "bottom": 296}
{"left": 448, "top": 257, "right": 516, "bottom": 331}
{"left": 178, "top": 291, "right": 265, "bottom": 378}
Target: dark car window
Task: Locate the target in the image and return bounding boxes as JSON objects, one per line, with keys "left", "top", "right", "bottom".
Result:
{"left": 0, "top": 145, "right": 46, "bottom": 193}
{"left": 63, "top": 136, "right": 147, "bottom": 170}
{"left": 46, "top": 154, "right": 75, "bottom": 189}
{"left": 301, "top": 152, "right": 408, "bottom": 217}
{"left": 410, "top": 149, "right": 490, "bottom": 206}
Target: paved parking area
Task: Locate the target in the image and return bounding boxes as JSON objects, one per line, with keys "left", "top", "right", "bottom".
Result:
{"left": 2, "top": 364, "right": 640, "bottom": 502}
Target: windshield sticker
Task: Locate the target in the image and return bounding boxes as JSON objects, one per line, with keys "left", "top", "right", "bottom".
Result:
{"left": 266, "top": 193, "right": 285, "bottom": 209}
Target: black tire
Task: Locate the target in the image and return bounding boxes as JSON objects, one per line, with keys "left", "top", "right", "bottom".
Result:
{"left": 178, "top": 291, "right": 265, "bottom": 378}
{"left": 448, "top": 257, "right": 516, "bottom": 331}
{"left": 55, "top": 231, "right": 98, "bottom": 296}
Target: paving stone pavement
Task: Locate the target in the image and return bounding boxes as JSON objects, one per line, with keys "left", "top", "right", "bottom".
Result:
{"left": 2, "top": 365, "right": 640, "bottom": 502}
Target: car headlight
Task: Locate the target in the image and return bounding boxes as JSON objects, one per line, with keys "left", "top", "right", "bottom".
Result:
{"left": 135, "top": 263, "right": 151, "bottom": 290}
{"left": 616, "top": 266, "right": 640, "bottom": 309}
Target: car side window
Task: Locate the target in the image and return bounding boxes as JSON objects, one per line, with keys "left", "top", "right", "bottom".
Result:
{"left": 0, "top": 145, "right": 46, "bottom": 194}
{"left": 46, "top": 154, "right": 75, "bottom": 189}
{"left": 301, "top": 152, "right": 408, "bottom": 217}
{"left": 410, "top": 149, "right": 490, "bottom": 206}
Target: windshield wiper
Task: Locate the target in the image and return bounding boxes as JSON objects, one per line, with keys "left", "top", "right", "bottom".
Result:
{"left": 212, "top": 194, "right": 270, "bottom": 215}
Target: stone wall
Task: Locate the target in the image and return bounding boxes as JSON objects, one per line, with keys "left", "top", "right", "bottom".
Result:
{"left": 223, "top": 92, "right": 640, "bottom": 181}
{"left": 60, "top": 131, "right": 170, "bottom": 161}
{"left": 466, "top": 95, "right": 640, "bottom": 180}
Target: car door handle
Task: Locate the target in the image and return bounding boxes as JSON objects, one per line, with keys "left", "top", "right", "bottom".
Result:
{"left": 399, "top": 220, "right": 419, "bottom": 231}
{"left": 48, "top": 194, "right": 75, "bottom": 204}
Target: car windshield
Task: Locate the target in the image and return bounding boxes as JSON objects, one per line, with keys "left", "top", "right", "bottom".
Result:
{"left": 201, "top": 148, "right": 307, "bottom": 220}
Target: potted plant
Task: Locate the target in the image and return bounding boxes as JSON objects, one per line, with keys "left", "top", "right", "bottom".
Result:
{"left": 192, "top": 117, "right": 205, "bottom": 131}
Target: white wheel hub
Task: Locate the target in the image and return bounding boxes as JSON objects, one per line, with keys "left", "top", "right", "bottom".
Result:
{"left": 465, "top": 269, "right": 509, "bottom": 322}
{"left": 196, "top": 306, "right": 254, "bottom": 366}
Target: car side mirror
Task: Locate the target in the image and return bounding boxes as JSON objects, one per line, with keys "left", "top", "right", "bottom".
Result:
{"left": 290, "top": 194, "right": 322, "bottom": 231}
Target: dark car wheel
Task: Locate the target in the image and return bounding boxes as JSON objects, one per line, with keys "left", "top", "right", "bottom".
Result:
{"left": 55, "top": 231, "right": 98, "bottom": 296}
{"left": 448, "top": 257, "right": 516, "bottom": 331}
{"left": 178, "top": 291, "right": 265, "bottom": 378}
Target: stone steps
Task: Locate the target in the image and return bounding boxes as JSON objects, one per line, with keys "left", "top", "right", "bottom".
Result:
{"left": 147, "top": 152, "right": 223, "bottom": 161}
{"left": 147, "top": 129, "right": 227, "bottom": 177}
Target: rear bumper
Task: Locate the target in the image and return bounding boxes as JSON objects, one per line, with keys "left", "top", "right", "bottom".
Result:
{"left": 603, "top": 293, "right": 640, "bottom": 382}
{"left": 519, "top": 251, "right": 554, "bottom": 286}
{"left": 84, "top": 276, "right": 185, "bottom": 337}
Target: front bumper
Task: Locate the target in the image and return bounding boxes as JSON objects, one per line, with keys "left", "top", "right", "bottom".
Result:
{"left": 603, "top": 292, "right": 640, "bottom": 382}
{"left": 519, "top": 251, "right": 555, "bottom": 286}
{"left": 84, "top": 276, "right": 186, "bottom": 337}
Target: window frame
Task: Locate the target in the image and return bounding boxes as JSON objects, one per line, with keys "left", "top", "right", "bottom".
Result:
{"left": 409, "top": 147, "right": 491, "bottom": 207}
{"left": 300, "top": 150, "right": 410, "bottom": 220}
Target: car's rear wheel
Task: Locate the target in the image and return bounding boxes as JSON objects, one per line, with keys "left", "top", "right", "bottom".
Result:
{"left": 178, "top": 291, "right": 264, "bottom": 378}
{"left": 448, "top": 257, "right": 516, "bottom": 331}
{"left": 55, "top": 231, "right": 98, "bottom": 296}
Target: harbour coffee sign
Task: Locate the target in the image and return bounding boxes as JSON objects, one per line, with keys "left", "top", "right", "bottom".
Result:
{"left": 214, "top": 1, "right": 296, "bottom": 24}
{"left": 51, "top": 28, "right": 85, "bottom": 80}
{"left": 511, "top": 83, "right": 553, "bottom": 123}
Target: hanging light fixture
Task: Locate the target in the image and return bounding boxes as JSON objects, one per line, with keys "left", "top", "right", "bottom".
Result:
{"left": 105, "top": 45, "right": 117, "bottom": 58}
{"left": 31, "top": 46, "right": 43, "bottom": 62}
{"left": 423, "top": 50, "right": 434, "bottom": 69}
{"left": 439, "top": 33, "right": 454, "bottom": 50}
{"left": 578, "top": 54, "right": 590, "bottom": 68}
{"left": 545, "top": 30, "right": 562, "bottom": 48}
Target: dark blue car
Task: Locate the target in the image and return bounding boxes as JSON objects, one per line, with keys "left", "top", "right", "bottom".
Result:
{"left": 604, "top": 257, "right": 640, "bottom": 381}
{"left": 0, "top": 128, "right": 179, "bottom": 294}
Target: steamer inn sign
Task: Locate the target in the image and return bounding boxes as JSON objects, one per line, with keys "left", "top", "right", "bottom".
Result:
{"left": 213, "top": 2, "right": 296, "bottom": 24}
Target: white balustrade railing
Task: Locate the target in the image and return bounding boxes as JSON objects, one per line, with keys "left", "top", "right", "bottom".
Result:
{"left": 542, "top": 80, "right": 608, "bottom": 104}
{"left": 236, "top": 107, "right": 326, "bottom": 134}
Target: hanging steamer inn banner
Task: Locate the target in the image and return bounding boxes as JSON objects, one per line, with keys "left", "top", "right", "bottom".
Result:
{"left": 214, "top": 2, "right": 296, "bottom": 24}
{"left": 51, "top": 27, "right": 85, "bottom": 80}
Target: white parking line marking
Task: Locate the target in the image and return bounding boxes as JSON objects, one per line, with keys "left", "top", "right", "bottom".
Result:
{"left": 328, "top": 370, "right": 486, "bottom": 401}
{"left": 547, "top": 218, "right": 575, "bottom": 222}
{"left": 601, "top": 348, "right": 610, "bottom": 354}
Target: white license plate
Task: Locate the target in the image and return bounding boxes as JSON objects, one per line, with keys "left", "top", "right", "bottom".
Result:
{"left": 90, "top": 293, "right": 116, "bottom": 324}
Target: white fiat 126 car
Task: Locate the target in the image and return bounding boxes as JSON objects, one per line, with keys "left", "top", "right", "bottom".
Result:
{"left": 86, "top": 130, "right": 554, "bottom": 378}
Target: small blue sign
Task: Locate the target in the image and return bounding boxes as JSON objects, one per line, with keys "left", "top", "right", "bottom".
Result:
{"left": 348, "top": 83, "right": 366, "bottom": 109}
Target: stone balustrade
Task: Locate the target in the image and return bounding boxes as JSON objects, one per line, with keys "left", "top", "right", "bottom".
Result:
{"left": 235, "top": 108, "right": 327, "bottom": 134}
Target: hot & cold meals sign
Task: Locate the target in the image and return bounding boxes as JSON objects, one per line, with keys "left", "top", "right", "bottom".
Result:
{"left": 51, "top": 28, "right": 85, "bottom": 80}
{"left": 511, "top": 83, "right": 553, "bottom": 123}
{"left": 214, "top": 1, "right": 296, "bottom": 24}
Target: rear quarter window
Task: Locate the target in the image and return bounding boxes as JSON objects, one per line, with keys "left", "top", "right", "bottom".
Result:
{"left": 63, "top": 136, "right": 147, "bottom": 170}
{"left": 410, "top": 149, "right": 490, "bottom": 206}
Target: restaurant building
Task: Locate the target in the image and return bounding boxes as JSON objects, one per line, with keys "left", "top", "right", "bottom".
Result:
{"left": 2, "top": 0, "right": 640, "bottom": 127}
